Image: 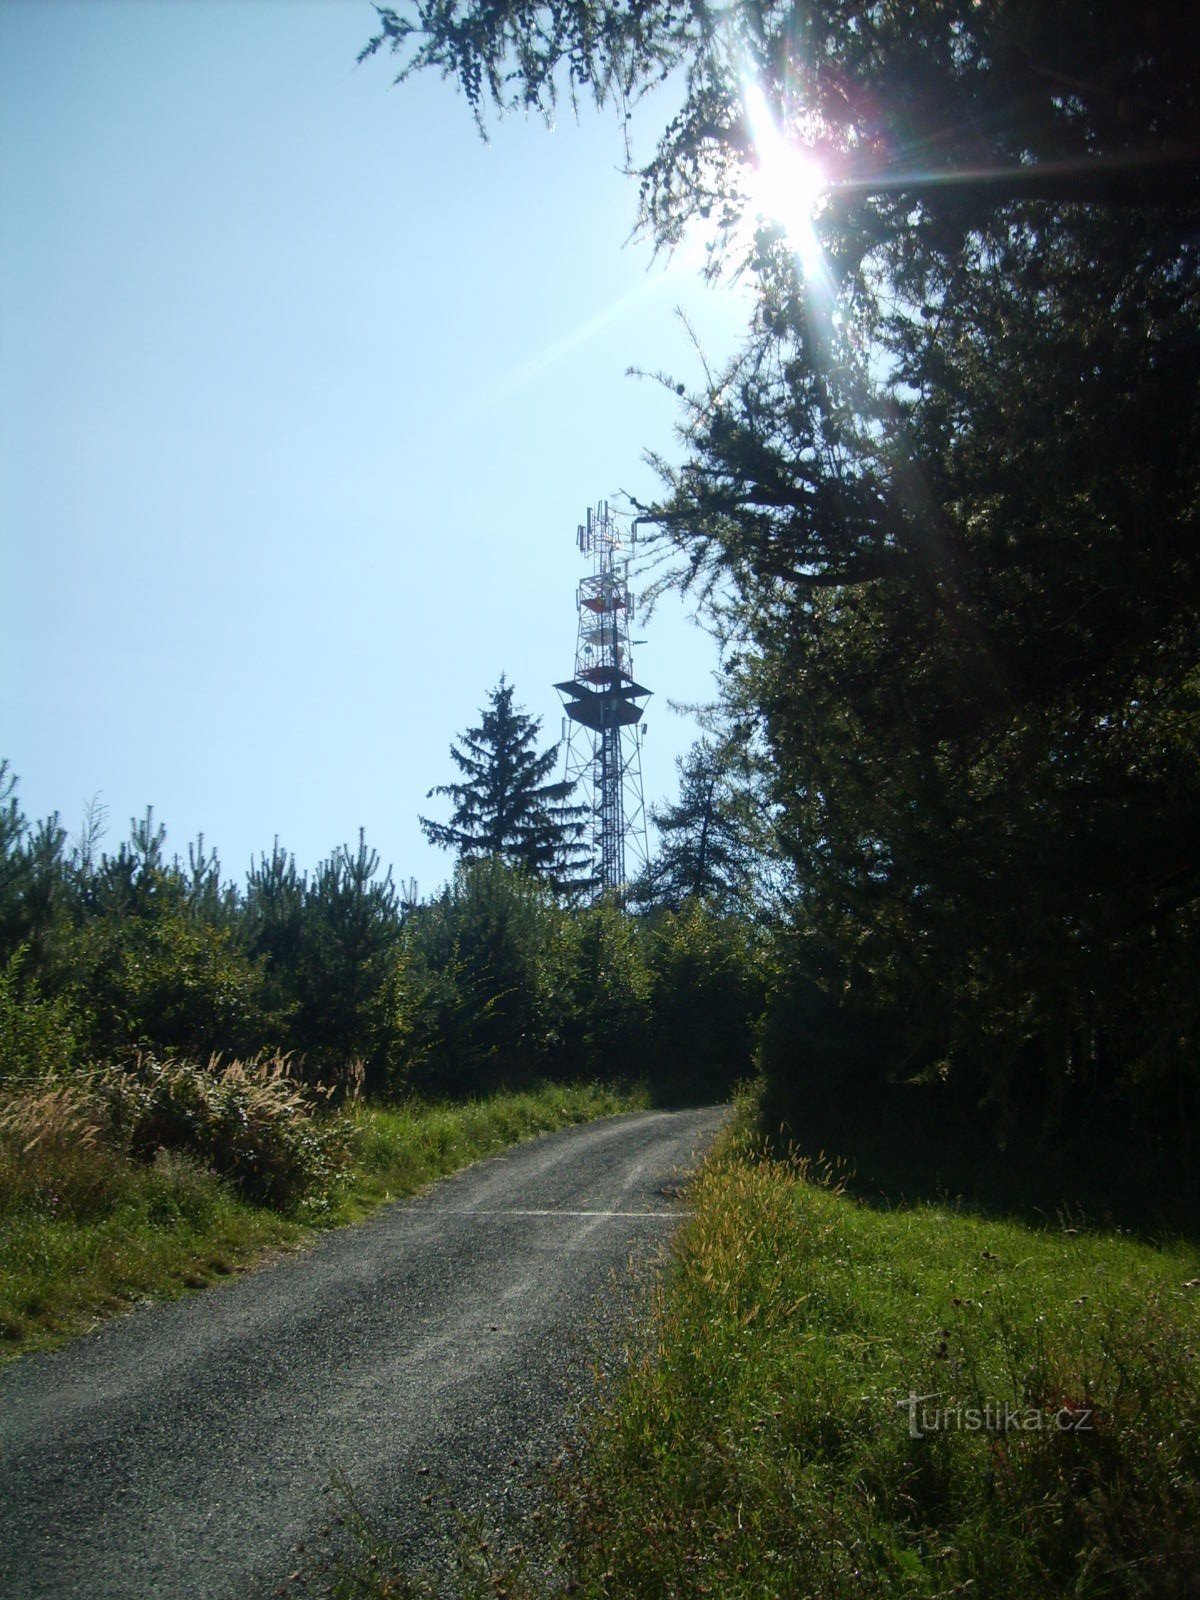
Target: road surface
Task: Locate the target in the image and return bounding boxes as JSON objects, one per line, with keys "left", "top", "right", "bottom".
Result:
{"left": 0, "top": 1106, "right": 724, "bottom": 1598}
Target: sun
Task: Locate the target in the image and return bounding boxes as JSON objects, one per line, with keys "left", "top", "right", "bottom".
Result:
{"left": 668, "top": 82, "right": 831, "bottom": 288}
{"left": 741, "top": 83, "right": 828, "bottom": 270}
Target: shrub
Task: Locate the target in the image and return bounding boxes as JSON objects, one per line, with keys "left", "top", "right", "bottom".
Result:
{"left": 755, "top": 939, "right": 910, "bottom": 1144}
{"left": 401, "top": 860, "right": 573, "bottom": 1092}
{"left": 0, "top": 1054, "right": 349, "bottom": 1216}
{"left": 64, "top": 907, "right": 275, "bottom": 1062}
{"left": 646, "top": 901, "right": 766, "bottom": 1100}
{"left": 0, "top": 1080, "right": 129, "bottom": 1219}
{"left": 564, "top": 900, "right": 654, "bottom": 1078}
{"left": 0, "top": 947, "right": 82, "bottom": 1082}
{"left": 107, "top": 1054, "right": 349, "bottom": 1210}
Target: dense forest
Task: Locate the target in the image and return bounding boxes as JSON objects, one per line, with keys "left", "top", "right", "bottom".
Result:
{"left": 0, "top": 685, "right": 763, "bottom": 1117}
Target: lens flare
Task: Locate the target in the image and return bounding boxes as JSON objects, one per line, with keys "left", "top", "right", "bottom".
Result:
{"left": 742, "top": 82, "right": 827, "bottom": 277}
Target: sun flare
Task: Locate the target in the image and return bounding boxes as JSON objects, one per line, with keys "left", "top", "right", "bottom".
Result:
{"left": 742, "top": 82, "right": 828, "bottom": 269}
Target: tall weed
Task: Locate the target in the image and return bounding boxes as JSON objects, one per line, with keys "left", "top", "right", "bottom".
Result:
{"left": 106, "top": 1053, "right": 350, "bottom": 1209}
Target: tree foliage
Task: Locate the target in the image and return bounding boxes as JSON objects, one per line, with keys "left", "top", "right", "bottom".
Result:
{"left": 644, "top": 899, "right": 767, "bottom": 1101}
{"left": 0, "top": 764, "right": 765, "bottom": 1104}
{"left": 633, "top": 737, "right": 761, "bottom": 913}
{"left": 420, "top": 677, "right": 587, "bottom": 888}
{"left": 647, "top": 4, "right": 1200, "bottom": 1147}
{"left": 358, "top": 0, "right": 702, "bottom": 127}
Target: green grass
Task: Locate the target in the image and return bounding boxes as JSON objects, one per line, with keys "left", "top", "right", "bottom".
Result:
{"left": 554, "top": 1110, "right": 1200, "bottom": 1599}
{"left": 0, "top": 1079, "right": 647, "bottom": 1365}
{"left": 333, "top": 1081, "right": 647, "bottom": 1221}
{"left": 0, "top": 1147, "right": 301, "bottom": 1353}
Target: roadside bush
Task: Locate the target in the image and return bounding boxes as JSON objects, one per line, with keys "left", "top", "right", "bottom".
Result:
{"left": 755, "top": 935, "right": 911, "bottom": 1144}
{"left": 0, "top": 947, "right": 83, "bottom": 1082}
{"left": 402, "top": 861, "right": 573, "bottom": 1092}
{"left": 107, "top": 1054, "right": 350, "bottom": 1209}
{"left": 564, "top": 900, "right": 654, "bottom": 1078}
{"left": 0, "top": 1079, "right": 134, "bottom": 1219}
{"left": 646, "top": 900, "right": 766, "bottom": 1101}
{"left": 0, "top": 1054, "right": 349, "bottom": 1216}
{"left": 65, "top": 908, "right": 274, "bottom": 1062}
{"left": 283, "top": 833, "right": 403, "bottom": 1079}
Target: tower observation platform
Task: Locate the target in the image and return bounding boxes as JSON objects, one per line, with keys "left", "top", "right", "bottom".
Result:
{"left": 555, "top": 501, "right": 650, "bottom": 896}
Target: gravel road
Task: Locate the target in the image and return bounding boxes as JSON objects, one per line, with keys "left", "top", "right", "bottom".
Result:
{"left": 0, "top": 1106, "right": 724, "bottom": 1599}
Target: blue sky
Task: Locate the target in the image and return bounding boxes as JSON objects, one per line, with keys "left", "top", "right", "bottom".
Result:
{"left": 1, "top": 0, "right": 753, "bottom": 894}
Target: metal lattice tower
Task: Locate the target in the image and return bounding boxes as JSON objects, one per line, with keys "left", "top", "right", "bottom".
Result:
{"left": 555, "top": 501, "right": 650, "bottom": 896}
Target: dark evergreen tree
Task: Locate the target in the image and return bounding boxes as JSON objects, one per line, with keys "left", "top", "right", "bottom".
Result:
{"left": 420, "top": 678, "right": 588, "bottom": 889}
{"left": 634, "top": 738, "right": 759, "bottom": 913}
{"left": 244, "top": 840, "right": 309, "bottom": 1031}
{"left": 293, "top": 830, "right": 402, "bottom": 1076}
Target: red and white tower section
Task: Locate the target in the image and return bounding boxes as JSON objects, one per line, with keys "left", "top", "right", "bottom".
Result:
{"left": 555, "top": 501, "right": 650, "bottom": 895}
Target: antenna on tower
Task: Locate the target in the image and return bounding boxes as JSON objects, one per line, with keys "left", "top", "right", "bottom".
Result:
{"left": 554, "top": 500, "right": 650, "bottom": 898}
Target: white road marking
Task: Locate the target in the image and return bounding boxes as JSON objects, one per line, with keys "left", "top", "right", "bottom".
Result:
{"left": 417, "top": 1208, "right": 692, "bottom": 1219}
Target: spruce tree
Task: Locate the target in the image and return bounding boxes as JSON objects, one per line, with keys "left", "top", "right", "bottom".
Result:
{"left": 635, "top": 739, "right": 759, "bottom": 913}
{"left": 420, "top": 679, "right": 588, "bottom": 888}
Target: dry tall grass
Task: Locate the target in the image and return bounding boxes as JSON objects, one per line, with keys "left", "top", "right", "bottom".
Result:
{"left": 0, "top": 1053, "right": 350, "bottom": 1214}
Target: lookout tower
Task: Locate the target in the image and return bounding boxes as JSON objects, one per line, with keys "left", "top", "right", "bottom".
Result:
{"left": 555, "top": 501, "right": 650, "bottom": 896}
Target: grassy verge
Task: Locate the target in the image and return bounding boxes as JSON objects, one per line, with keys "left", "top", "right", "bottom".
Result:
{"left": 333, "top": 1081, "right": 646, "bottom": 1221}
{"left": 0, "top": 1078, "right": 646, "bottom": 1365}
{"left": 555, "top": 1107, "right": 1200, "bottom": 1598}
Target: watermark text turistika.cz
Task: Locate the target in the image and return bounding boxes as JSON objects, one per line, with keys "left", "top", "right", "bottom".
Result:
{"left": 898, "top": 1392, "right": 1094, "bottom": 1438}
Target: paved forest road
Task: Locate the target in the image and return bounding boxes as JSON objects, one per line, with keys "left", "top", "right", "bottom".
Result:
{"left": 0, "top": 1107, "right": 725, "bottom": 1599}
